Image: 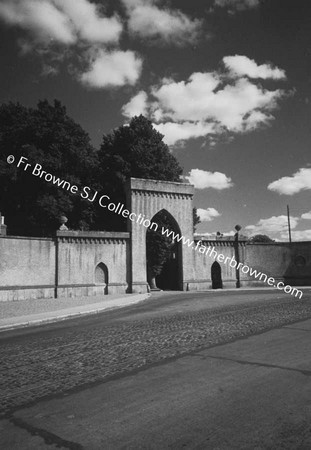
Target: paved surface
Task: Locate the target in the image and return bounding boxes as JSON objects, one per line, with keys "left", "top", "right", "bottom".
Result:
{"left": 1, "top": 290, "right": 311, "bottom": 449}
{"left": 0, "top": 293, "right": 150, "bottom": 331}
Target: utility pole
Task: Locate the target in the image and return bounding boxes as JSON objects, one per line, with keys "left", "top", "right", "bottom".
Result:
{"left": 287, "top": 205, "right": 292, "bottom": 243}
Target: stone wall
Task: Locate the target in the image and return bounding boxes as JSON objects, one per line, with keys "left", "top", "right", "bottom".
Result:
{"left": 243, "top": 242, "right": 311, "bottom": 286}
{"left": 0, "top": 231, "right": 130, "bottom": 301}
{"left": 190, "top": 238, "right": 311, "bottom": 289}
{"left": 1, "top": 177, "right": 311, "bottom": 301}
{"left": 0, "top": 236, "right": 55, "bottom": 301}
{"left": 57, "top": 231, "right": 130, "bottom": 297}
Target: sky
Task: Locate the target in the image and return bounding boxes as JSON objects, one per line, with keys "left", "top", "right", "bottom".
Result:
{"left": 0, "top": 0, "right": 311, "bottom": 241}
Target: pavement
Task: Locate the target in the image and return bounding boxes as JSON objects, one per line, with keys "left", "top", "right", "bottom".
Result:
{"left": 0, "top": 287, "right": 309, "bottom": 332}
{"left": 0, "top": 293, "right": 150, "bottom": 332}
{"left": 2, "top": 313, "right": 311, "bottom": 449}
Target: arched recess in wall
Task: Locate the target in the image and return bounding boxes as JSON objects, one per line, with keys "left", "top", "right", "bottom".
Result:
{"left": 146, "top": 209, "right": 183, "bottom": 291}
{"left": 95, "top": 262, "right": 109, "bottom": 295}
{"left": 211, "top": 261, "right": 223, "bottom": 289}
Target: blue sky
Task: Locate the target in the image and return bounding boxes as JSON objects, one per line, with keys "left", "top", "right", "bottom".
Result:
{"left": 1, "top": 0, "right": 311, "bottom": 240}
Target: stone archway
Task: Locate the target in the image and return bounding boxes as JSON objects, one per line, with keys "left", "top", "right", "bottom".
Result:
{"left": 146, "top": 209, "right": 183, "bottom": 291}
{"left": 211, "top": 261, "right": 223, "bottom": 289}
{"left": 95, "top": 262, "right": 109, "bottom": 294}
{"left": 125, "top": 178, "right": 194, "bottom": 293}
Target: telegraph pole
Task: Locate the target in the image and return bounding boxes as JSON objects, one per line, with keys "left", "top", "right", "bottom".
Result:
{"left": 287, "top": 205, "right": 292, "bottom": 243}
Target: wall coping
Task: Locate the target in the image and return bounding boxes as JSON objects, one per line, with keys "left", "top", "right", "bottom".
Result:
{"left": 127, "top": 177, "right": 194, "bottom": 196}
{"left": 194, "top": 237, "right": 311, "bottom": 246}
{"left": 0, "top": 235, "right": 53, "bottom": 241}
{"left": 56, "top": 230, "right": 130, "bottom": 239}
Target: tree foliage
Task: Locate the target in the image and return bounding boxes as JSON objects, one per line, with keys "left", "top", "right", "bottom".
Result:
{"left": 97, "top": 115, "right": 183, "bottom": 231}
{"left": 0, "top": 100, "right": 98, "bottom": 236}
{"left": 146, "top": 211, "right": 176, "bottom": 278}
{"left": 248, "top": 234, "right": 275, "bottom": 243}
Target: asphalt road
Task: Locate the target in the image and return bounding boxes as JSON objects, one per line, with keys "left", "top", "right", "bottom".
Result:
{"left": 1, "top": 290, "right": 311, "bottom": 449}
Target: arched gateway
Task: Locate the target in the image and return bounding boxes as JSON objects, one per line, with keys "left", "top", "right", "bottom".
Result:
{"left": 125, "top": 178, "right": 195, "bottom": 293}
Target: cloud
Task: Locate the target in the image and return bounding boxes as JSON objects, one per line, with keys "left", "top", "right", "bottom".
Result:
{"left": 0, "top": 0, "right": 75, "bottom": 44}
{"left": 154, "top": 121, "right": 218, "bottom": 146}
{"left": 214, "top": 0, "right": 260, "bottom": 11}
{"left": 197, "top": 208, "right": 221, "bottom": 222}
{"left": 268, "top": 168, "right": 311, "bottom": 195}
{"left": 79, "top": 50, "right": 143, "bottom": 89}
{"left": 194, "top": 232, "right": 214, "bottom": 238}
{"left": 223, "top": 55, "right": 286, "bottom": 80}
{"left": 122, "top": 91, "right": 148, "bottom": 118}
{"left": 122, "top": 0, "right": 202, "bottom": 46}
{"left": 301, "top": 211, "right": 311, "bottom": 220}
{"left": 41, "top": 64, "right": 59, "bottom": 77}
{"left": 246, "top": 215, "right": 299, "bottom": 236}
{"left": 185, "top": 169, "right": 233, "bottom": 190}
{"left": 122, "top": 56, "right": 288, "bottom": 146}
{"left": 0, "top": 0, "right": 142, "bottom": 89}
{"left": 54, "top": 0, "right": 122, "bottom": 44}
{"left": 0, "top": 0, "right": 122, "bottom": 45}
{"left": 280, "top": 230, "right": 311, "bottom": 241}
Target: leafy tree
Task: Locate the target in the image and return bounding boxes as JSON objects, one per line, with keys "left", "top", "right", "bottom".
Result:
{"left": 0, "top": 100, "right": 99, "bottom": 236}
{"left": 97, "top": 115, "right": 183, "bottom": 230}
{"left": 146, "top": 211, "right": 177, "bottom": 289}
{"left": 248, "top": 234, "right": 275, "bottom": 243}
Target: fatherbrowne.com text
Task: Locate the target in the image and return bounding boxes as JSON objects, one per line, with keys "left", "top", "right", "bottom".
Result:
{"left": 161, "top": 227, "right": 303, "bottom": 299}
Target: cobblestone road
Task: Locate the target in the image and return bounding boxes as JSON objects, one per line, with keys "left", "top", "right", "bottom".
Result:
{"left": 1, "top": 295, "right": 311, "bottom": 416}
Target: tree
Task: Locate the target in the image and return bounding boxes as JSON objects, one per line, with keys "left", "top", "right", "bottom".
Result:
{"left": 98, "top": 115, "right": 184, "bottom": 286}
{"left": 248, "top": 234, "right": 275, "bottom": 243}
{"left": 146, "top": 217, "right": 174, "bottom": 289}
{"left": 97, "top": 115, "right": 183, "bottom": 230}
{"left": 0, "top": 100, "right": 99, "bottom": 236}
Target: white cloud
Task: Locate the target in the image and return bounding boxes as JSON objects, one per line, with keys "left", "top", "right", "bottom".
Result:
{"left": 214, "top": 0, "right": 260, "bottom": 11}
{"left": 54, "top": 0, "right": 122, "bottom": 44}
{"left": 122, "top": 91, "right": 148, "bottom": 118}
{"left": 79, "top": 50, "right": 143, "bottom": 89}
{"left": 122, "top": 56, "right": 288, "bottom": 146}
{"left": 122, "top": 0, "right": 202, "bottom": 46}
{"left": 0, "top": 0, "right": 75, "bottom": 44}
{"left": 194, "top": 232, "right": 214, "bottom": 238}
{"left": 301, "top": 211, "right": 311, "bottom": 220}
{"left": 197, "top": 208, "right": 221, "bottom": 222}
{"left": 280, "top": 230, "right": 311, "bottom": 241}
{"left": 223, "top": 55, "right": 286, "bottom": 80}
{"left": 185, "top": 169, "right": 233, "bottom": 190}
{"left": 0, "top": 0, "right": 135, "bottom": 89}
{"left": 0, "top": 0, "right": 122, "bottom": 45}
{"left": 268, "top": 168, "right": 311, "bottom": 195}
{"left": 154, "top": 121, "right": 218, "bottom": 146}
{"left": 246, "top": 215, "right": 299, "bottom": 236}
{"left": 151, "top": 71, "right": 284, "bottom": 131}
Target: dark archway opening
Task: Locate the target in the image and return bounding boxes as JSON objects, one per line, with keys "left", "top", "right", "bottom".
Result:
{"left": 146, "top": 209, "right": 182, "bottom": 291}
{"left": 95, "top": 262, "right": 109, "bottom": 294}
{"left": 211, "top": 261, "right": 223, "bottom": 289}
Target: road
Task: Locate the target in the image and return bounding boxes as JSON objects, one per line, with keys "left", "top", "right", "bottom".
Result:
{"left": 1, "top": 290, "right": 311, "bottom": 449}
